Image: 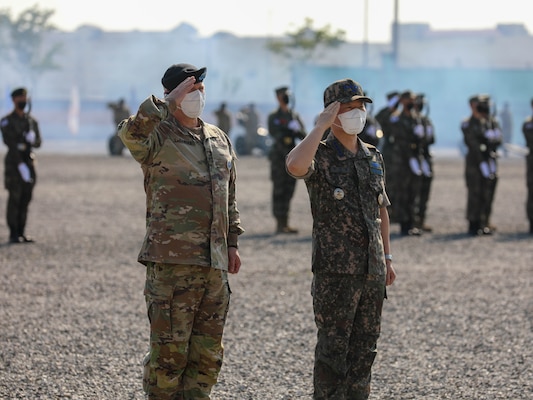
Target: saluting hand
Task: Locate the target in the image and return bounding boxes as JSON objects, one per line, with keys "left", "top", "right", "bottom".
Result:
{"left": 165, "top": 76, "right": 196, "bottom": 112}
{"left": 315, "top": 101, "right": 341, "bottom": 132}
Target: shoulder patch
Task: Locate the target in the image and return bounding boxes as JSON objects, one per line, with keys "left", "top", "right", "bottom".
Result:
{"left": 1, "top": 118, "right": 8, "bottom": 127}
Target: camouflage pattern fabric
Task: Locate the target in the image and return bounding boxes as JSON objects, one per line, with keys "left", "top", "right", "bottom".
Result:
{"left": 290, "top": 136, "right": 388, "bottom": 398}
{"left": 267, "top": 108, "right": 306, "bottom": 219}
{"left": 522, "top": 115, "right": 533, "bottom": 221}
{"left": 118, "top": 95, "right": 244, "bottom": 270}
{"left": 1, "top": 110, "right": 42, "bottom": 239}
{"left": 461, "top": 115, "right": 502, "bottom": 227}
{"left": 297, "top": 135, "right": 389, "bottom": 276}
{"left": 312, "top": 274, "right": 385, "bottom": 400}
{"left": 143, "top": 263, "right": 230, "bottom": 399}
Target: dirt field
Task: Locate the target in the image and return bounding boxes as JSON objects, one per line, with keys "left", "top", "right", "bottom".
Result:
{"left": 0, "top": 152, "right": 531, "bottom": 399}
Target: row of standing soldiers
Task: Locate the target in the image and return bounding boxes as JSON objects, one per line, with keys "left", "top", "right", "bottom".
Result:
{"left": 372, "top": 91, "right": 435, "bottom": 235}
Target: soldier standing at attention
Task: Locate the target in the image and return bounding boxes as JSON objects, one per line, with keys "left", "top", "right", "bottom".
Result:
{"left": 413, "top": 93, "right": 435, "bottom": 232}
{"left": 118, "top": 63, "right": 244, "bottom": 399}
{"left": 522, "top": 98, "right": 533, "bottom": 234}
{"left": 461, "top": 94, "right": 502, "bottom": 236}
{"left": 267, "top": 86, "right": 306, "bottom": 233}
{"left": 213, "top": 101, "right": 232, "bottom": 135}
{"left": 286, "top": 78, "right": 396, "bottom": 400}
{"left": 375, "top": 91, "right": 400, "bottom": 166}
{"left": 1, "top": 87, "right": 42, "bottom": 244}
{"left": 388, "top": 91, "right": 424, "bottom": 235}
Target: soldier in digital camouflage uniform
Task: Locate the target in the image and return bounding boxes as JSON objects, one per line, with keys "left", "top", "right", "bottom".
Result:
{"left": 1, "top": 87, "right": 42, "bottom": 243}
{"left": 267, "top": 86, "right": 307, "bottom": 233}
{"left": 461, "top": 94, "right": 502, "bottom": 236}
{"left": 118, "top": 63, "right": 244, "bottom": 400}
{"left": 286, "top": 78, "right": 396, "bottom": 400}
{"left": 522, "top": 98, "right": 533, "bottom": 234}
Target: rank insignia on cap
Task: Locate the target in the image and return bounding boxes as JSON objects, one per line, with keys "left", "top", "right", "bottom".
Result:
{"left": 334, "top": 188, "right": 345, "bottom": 200}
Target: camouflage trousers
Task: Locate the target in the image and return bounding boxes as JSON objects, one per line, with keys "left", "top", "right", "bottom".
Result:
{"left": 312, "top": 274, "right": 385, "bottom": 400}
{"left": 143, "top": 263, "right": 230, "bottom": 400}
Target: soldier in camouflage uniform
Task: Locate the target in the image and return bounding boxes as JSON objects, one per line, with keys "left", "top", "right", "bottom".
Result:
{"left": 286, "top": 78, "right": 396, "bottom": 400}
{"left": 267, "top": 86, "right": 307, "bottom": 233}
{"left": 461, "top": 94, "right": 502, "bottom": 236}
{"left": 118, "top": 63, "right": 244, "bottom": 400}
{"left": 388, "top": 91, "right": 424, "bottom": 235}
{"left": 1, "top": 87, "right": 42, "bottom": 243}
{"left": 522, "top": 98, "right": 533, "bottom": 234}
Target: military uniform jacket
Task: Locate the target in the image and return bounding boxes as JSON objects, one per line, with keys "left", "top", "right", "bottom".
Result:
{"left": 268, "top": 108, "right": 306, "bottom": 160}
{"left": 118, "top": 95, "right": 244, "bottom": 271}
{"left": 1, "top": 110, "right": 42, "bottom": 188}
{"left": 461, "top": 115, "right": 502, "bottom": 165}
{"left": 292, "top": 135, "right": 390, "bottom": 278}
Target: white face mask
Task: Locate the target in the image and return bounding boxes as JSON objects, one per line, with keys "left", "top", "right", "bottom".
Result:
{"left": 336, "top": 108, "right": 367, "bottom": 135}
{"left": 179, "top": 90, "right": 206, "bottom": 118}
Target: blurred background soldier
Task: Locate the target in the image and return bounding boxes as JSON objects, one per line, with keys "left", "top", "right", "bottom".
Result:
{"left": 388, "top": 91, "right": 424, "bottom": 235}
{"left": 461, "top": 94, "right": 502, "bottom": 236}
{"left": 499, "top": 101, "right": 513, "bottom": 157}
{"left": 236, "top": 103, "right": 260, "bottom": 155}
{"left": 1, "top": 87, "right": 42, "bottom": 243}
{"left": 522, "top": 98, "right": 533, "bottom": 234}
{"left": 375, "top": 90, "right": 400, "bottom": 169}
{"left": 107, "top": 98, "right": 131, "bottom": 156}
{"left": 358, "top": 97, "right": 382, "bottom": 147}
{"left": 413, "top": 93, "right": 435, "bottom": 232}
{"left": 214, "top": 101, "right": 232, "bottom": 135}
{"left": 267, "top": 86, "right": 306, "bottom": 233}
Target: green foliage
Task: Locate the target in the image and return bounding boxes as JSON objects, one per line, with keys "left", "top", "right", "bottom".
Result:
{"left": 266, "top": 18, "right": 346, "bottom": 61}
{"left": 0, "top": 4, "right": 61, "bottom": 77}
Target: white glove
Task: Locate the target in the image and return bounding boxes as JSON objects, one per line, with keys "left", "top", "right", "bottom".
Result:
{"left": 484, "top": 129, "right": 496, "bottom": 140}
{"left": 387, "top": 95, "right": 400, "bottom": 108}
{"left": 414, "top": 124, "right": 425, "bottom": 138}
{"left": 480, "top": 161, "right": 490, "bottom": 178}
{"left": 425, "top": 126, "right": 434, "bottom": 139}
{"left": 488, "top": 159, "right": 497, "bottom": 175}
{"left": 409, "top": 157, "right": 422, "bottom": 176}
{"left": 18, "top": 163, "right": 31, "bottom": 182}
{"left": 421, "top": 159, "right": 432, "bottom": 177}
{"left": 25, "top": 130, "right": 36, "bottom": 144}
{"left": 287, "top": 119, "right": 301, "bottom": 132}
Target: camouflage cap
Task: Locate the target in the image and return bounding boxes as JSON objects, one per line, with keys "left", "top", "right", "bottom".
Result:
{"left": 323, "top": 79, "right": 372, "bottom": 107}
{"left": 161, "top": 63, "right": 207, "bottom": 92}
{"left": 11, "top": 87, "right": 27, "bottom": 98}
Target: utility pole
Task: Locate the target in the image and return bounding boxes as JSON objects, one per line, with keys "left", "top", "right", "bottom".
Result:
{"left": 363, "top": 0, "right": 369, "bottom": 67}
{"left": 392, "top": 0, "right": 399, "bottom": 68}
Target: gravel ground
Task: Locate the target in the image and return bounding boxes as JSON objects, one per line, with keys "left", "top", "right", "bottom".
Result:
{"left": 0, "top": 152, "right": 531, "bottom": 399}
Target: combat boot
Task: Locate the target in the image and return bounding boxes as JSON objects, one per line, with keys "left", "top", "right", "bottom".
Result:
{"left": 276, "top": 217, "right": 298, "bottom": 234}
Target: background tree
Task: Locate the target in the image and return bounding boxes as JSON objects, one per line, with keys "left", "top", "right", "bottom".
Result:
{"left": 267, "top": 17, "right": 346, "bottom": 61}
{"left": 0, "top": 4, "right": 61, "bottom": 88}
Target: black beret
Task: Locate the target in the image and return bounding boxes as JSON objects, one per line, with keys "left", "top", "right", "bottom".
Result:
{"left": 11, "top": 87, "right": 27, "bottom": 98}
{"left": 161, "top": 63, "right": 207, "bottom": 92}
{"left": 275, "top": 86, "right": 289, "bottom": 95}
